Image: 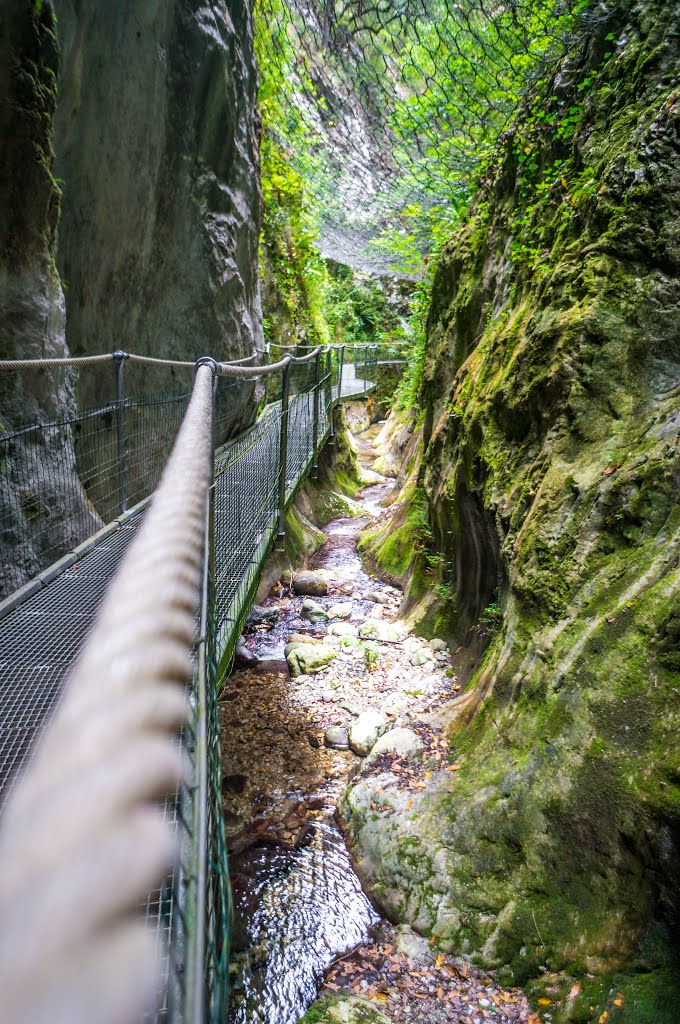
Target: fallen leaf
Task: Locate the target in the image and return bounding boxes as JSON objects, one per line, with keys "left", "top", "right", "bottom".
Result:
{"left": 538, "top": 997, "right": 551, "bottom": 1005}
{"left": 599, "top": 1013, "right": 609, "bottom": 1023}
{"left": 568, "top": 982, "right": 582, "bottom": 1001}
{"left": 447, "top": 764, "right": 461, "bottom": 772}
{"left": 613, "top": 998, "right": 624, "bottom": 1007}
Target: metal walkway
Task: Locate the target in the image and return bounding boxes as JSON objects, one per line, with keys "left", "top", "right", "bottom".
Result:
{"left": 0, "top": 347, "right": 377, "bottom": 1024}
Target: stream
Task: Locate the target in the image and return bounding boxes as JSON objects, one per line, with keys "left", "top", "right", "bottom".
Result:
{"left": 224, "top": 423, "right": 395, "bottom": 1024}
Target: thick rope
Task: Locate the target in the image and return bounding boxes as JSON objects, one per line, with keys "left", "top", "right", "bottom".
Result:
{"left": 0, "top": 353, "right": 115, "bottom": 369}
{"left": 217, "top": 354, "right": 292, "bottom": 377}
{"left": 0, "top": 364, "right": 215, "bottom": 1024}
{"left": 0, "top": 350, "right": 261, "bottom": 370}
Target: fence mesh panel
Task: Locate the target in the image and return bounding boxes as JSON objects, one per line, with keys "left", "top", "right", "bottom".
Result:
{"left": 0, "top": 348, "right": 375, "bottom": 1023}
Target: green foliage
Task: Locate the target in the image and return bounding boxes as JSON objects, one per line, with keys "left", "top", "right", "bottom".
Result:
{"left": 255, "top": 0, "right": 600, "bottom": 270}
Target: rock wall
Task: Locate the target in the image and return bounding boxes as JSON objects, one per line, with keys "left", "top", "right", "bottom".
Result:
{"left": 0, "top": 2, "right": 98, "bottom": 595}
{"left": 343, "top": 2, "right": 680, "bottom": 1016}
{"left": 0, "top": 1, "right": 264, "bottom": 594}
{"left": 53, "top": 0, "right": 263, "bottom": 411}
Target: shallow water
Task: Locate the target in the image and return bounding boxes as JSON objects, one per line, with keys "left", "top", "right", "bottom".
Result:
{"left": 228, "top": 431, "right": 392, "bottom": 1024}
{"left": 229, "top": 819, "right": 379, "bottom": 1024}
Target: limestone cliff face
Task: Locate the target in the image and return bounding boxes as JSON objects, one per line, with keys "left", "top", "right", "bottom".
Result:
{"left": 343, "top": 2, "right": 680, "bottom": 1015}
{"left": 0, "top": 1, "right": 263, "bottom": 594}
{"left": 0, "top": 3, "right": 98, "bottom": 593}
{"left": 53, "top": 0, "right": 263, "bottom": 411}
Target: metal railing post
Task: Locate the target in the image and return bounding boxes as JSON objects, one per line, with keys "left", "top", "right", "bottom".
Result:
{"left": 363, "top": 345, "right": 368, "bottom": 396}
{"left": 277, "top": 359, "right": 292, "bottom": 548}
{"left": 112, "top": 349, "right": 129, "bottom": 514}
{"left": 338, "top": 344, "right": 345, "bottom": 402}
{"left": 312, "top": 349, "right": 321, "bottom": 479}
{"left": 326, "top": 349, "right": 334, "bottom": 439}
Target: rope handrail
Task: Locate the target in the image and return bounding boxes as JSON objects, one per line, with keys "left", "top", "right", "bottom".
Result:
{"left": 217, "top": 354, "right": 291, "bottom": 377}
{"left": 0, "top": 363, "right": 215, "bottom": 1024}
{"left": 0, "top": 341, "right": 379, "bottom": 1021}
{"left": 0, "top": 353, "right": 116, "bottom": 369}
{"left": 0, "top": 350, "right": 261, "bottom": 371}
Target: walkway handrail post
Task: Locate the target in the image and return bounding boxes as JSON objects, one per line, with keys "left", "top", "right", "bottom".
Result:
{"left": 112, "top": 349, "right": 129, "bottom": 514}
{"left": 363, "top": 345, "right": 368, "bottom": 396}
{"left": 338, "top": 344, "right": 345, "bottom": 402}
{"left": 312, "top": 349, "right": 321, "bottom": 479}
{"left": 326, "top": 349, "right": 334, "bottom": 439}
{"left": 277, "top": 358, "right": 292, "bottom": 548}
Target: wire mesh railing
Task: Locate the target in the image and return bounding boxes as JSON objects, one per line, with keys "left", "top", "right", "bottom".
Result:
{"left": 0, "top": 341, "right": 378, "bottom": 1024}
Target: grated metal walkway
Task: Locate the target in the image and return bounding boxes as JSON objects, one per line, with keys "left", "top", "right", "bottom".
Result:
{"left": 0, "top": 358, "right": 374, "bottom": 1021}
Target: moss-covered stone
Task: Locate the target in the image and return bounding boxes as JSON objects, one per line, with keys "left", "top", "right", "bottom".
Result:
{"left": 340, "top": 2, "right": 680, "bottom": 1016}
{"left": 298, "top": 996, "right": 392, "bottom": 1024}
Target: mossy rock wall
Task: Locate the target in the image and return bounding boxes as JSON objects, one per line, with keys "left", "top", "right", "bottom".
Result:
{"left": 342, "top": 2, "right": 680, "bottom": 1015}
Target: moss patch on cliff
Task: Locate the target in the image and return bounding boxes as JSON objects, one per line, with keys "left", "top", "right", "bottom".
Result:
{"left": 340, "top": 1, "right": 680, "bottom": 1014}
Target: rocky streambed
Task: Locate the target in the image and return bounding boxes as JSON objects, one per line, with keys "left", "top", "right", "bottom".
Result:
{"left": 221, "top": 424, "right": 531, "bottom": 1024}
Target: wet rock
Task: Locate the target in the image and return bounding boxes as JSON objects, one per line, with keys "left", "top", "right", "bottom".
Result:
{"left": 348, "top": 711, "right": 387, "bottom": 756}
{"left": 358, "top": 620, "right": 401, "bottom": 643}
{"left": 429, "top": 638, "right": 447, "bottom": 651}
{"left": 292, "top": 570, "right": 328, "bottom": 597}
{"left": 328, "top": 621, "right": 359, "bottom": 638}
{"left": 410, "top": 649, "right": 432, "bottom": 668}
{"left": 234, "top": 641, "right": 259, "bottom": 670}
{"left": 366, "top": 728, "right": 423, "bottom": 763}
{"left": 328, "top": 602, "right": 353, "bottom": 620}
{"left": 232, "top": 803, "right": 313, "bottom": 853}
{"left": 287, "top": 632, "right": 324, "bottom": 646}
{"left": 244, "top": 605, "right": 279, "bottom": 632}
{"left": 301, "top": 598, "right": 329, "bottom": 624}
{"left": 286, "top": 643, "right": 337, "bottom": 677}
{"left": 367, "top": 591, "right": 389, "bottom": 605}
{"left": 325, "top": 726, "right": 350, "bottom": 750}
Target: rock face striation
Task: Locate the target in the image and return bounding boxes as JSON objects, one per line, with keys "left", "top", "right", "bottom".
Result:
{"left": 0, "top": 1, "right": 263, "bottom": 593}
{"left": 0, "top": 4, "right": 98, "bottom": 593}
{"left": 342, "top": 0, "right": 680, "bottom": 1010}
{"left": 53, "top": 0, "right": 263, "bottom": 417}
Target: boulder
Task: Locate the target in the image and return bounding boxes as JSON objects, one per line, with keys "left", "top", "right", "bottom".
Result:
{"left": 395, "top": 925, "right": 434, "bottom": 962}
{"left": 327, "top": 602, "right": 353, "bottom": 620}
{"left": 410, "top": 650, "right": 432, "bottom": 668}
{"left": 366, "top": 728, "right": 423, "bottom": 762}
{"left": 292, "top": 570, "right": 328, "bottom": 597}
{"left": 429, "top": 638, "right": 447, "bottom": 651}
{"left": 234, "top": 640, "right": 258, "bottom": 670}
{"left": 301, "top": 598, "right": 329, "bottom": 624}
{"left": 244, "top": 605, "right": 278, "bottom": 632}
{"left": 348, "top": 711, "right": 387, "bottom": 756}
{"left": 324, "top": 726, "right": 350, "bottom": 750}
{"left": 358, "top": 620, "right": 401, "bottom": 643}
{"left": 367, "top": 591, "right": 390, "bottom": 605}
{"left": 286, "top": 643, "right": 337, "bottom": 677}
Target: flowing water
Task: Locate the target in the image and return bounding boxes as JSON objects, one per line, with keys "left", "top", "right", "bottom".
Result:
{"left": 227, "top": 425, "right": 394, "bottom": 1024}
